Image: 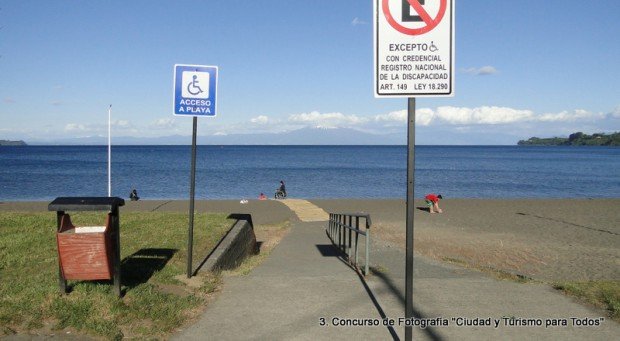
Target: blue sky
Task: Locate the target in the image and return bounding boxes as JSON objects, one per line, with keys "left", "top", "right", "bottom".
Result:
{"left": 1, "top": 0, "right": 619, "bottom": 145}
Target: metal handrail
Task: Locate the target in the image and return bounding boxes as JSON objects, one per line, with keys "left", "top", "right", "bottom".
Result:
{"left": 326, "top": 212, "right": 371, "bottom": 275}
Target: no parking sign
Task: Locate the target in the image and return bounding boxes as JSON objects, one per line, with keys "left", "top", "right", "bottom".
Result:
{"left": 374, "top": 0, "right": 455, "bottom": 97}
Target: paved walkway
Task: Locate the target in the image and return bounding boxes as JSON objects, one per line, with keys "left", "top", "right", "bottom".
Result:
{"left": 173, "top": 203, "right": 619, "bottom": 340}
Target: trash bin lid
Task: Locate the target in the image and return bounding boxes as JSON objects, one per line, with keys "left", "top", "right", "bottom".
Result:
{"left": 48, "top": 197, "right": 125, "bottom": 212}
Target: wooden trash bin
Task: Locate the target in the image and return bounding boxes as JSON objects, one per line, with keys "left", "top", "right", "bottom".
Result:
{"left": 49, "top": 197, "right": 125, "bottom": 297}
{"left": 57, "top": 213, "right": 114, "bottom": 280}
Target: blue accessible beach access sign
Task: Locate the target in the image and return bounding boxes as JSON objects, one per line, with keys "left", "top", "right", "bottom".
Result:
{"left": 173, "top": 64, "right": 218, "bottom": 117}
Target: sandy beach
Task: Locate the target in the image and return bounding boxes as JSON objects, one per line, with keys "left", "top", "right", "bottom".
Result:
{"left": 311, "top": 199, "right": 620, "bottom": 282}
{"left": 2, "top": 198, "right": 618, "bottom": 282}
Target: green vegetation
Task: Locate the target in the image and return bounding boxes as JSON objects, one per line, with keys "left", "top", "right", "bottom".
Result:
{"left": 0, "top": 140, "right": 27, "bottom": 146}
{"left": 0, "top": 211, "right": 233, "bottom": 340}
{"left": 440, "top": 257, "right": 620, "bottom": 321}
{"left": 553, "top": 281, "right": 620, "bottom": 322}
{"left": 224, "top": 222, "right": 290, "bottom": 277}
{"left": 518, "top": 131, "right": 620, "bottom": 146}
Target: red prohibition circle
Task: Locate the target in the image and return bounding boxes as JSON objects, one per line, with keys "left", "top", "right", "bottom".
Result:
{"left": 382, "top": 0, "right": 447, "bottom": 36}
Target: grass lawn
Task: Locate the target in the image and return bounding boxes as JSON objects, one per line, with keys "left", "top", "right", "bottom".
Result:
{"left": 0, "top": 211, "right": 234, "bottom": 340}
{"left": 553, "top": 281, "right": 620, "bottom": 322}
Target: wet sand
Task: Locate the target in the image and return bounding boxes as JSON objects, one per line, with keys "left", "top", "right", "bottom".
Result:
{"left": 2, "top": 198, "right": 618, "bottom": 281}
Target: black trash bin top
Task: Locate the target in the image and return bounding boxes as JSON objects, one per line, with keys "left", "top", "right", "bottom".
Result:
{"left": 48, "top": 197, "right": 125, "bottom": 212}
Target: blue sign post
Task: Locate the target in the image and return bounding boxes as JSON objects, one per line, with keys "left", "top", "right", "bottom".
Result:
{"left": 173, "top": 64, "right": 218, "bottom": 278}
{"left": 173, "top": 64, "right": 218, "bottom": 117}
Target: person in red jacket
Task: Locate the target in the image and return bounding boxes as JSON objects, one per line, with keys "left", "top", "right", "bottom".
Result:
{"left": 425, "top": 193, "right": 443, "bottom": 213}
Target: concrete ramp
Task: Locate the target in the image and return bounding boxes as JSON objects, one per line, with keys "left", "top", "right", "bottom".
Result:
{"left": 279, "top": 199, "right": 329, "bottom": 222}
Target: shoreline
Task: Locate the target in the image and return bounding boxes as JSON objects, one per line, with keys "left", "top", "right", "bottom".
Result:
{"left": 2, "top": 198, "right": 618, "bottom": 281}
{"left": 2, "top": 197, "right": 619, "bottom": 207}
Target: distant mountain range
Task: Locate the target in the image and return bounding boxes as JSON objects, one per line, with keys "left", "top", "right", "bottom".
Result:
{"left": 25, "top": 127, "right": 404, "bottom": 145}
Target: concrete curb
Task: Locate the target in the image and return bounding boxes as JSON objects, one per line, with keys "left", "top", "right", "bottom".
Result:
{"left": 201, "top": 214, "right": 257, "bottom": 272}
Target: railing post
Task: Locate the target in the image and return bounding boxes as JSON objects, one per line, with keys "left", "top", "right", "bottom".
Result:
{"left": 325, "top": 213, "right": 332, "bottom": 239}
{"left": 337, "top": 214, "right": 341, "bottom": 249}
{"left": 346, "top": 215, "right": 351, "bottom": 259}
{"left": 354, "top": 216, "right": 360, "bottom": 267}
{"left": 329, "top": 213, "right": 333, "bottom": 238}
{"left": 340, "top": 214, "right": 344, "bottom": 251}
{"left": 325, "top": 213, "right": 371, "bottom": 276}
{"left": 365, "top": 219, "right": 370, "bottom": 276}
{"left": 327, "top": 214, "right": 330, "bottom": 238}
{"left": 342, "top": 215, "right": 346, "bottom": 254}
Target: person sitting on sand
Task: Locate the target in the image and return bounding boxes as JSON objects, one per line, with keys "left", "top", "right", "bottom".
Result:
{"left": 129, "top": 188, "right": 140, "bottom": 201}
{"left": 258, "top": 193, "right": 267, "bottom": 200}
{"left": 425, "top": 193, "right": 443, "bottom": 213}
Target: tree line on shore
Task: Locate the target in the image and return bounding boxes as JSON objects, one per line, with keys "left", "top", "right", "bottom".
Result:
{"left": 0, "top": 140, "right": 27, "bottom": 146}
{"left": 518, "top": 132, "right": 619, "bottom": 146}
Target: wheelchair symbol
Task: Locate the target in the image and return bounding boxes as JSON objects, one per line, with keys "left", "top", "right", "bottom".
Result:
{"left": 429, "top": 41, "right": 438, "bottom": 52}
{"left": 187, "top": 75, "right": 204, "bottom": 96}
{"left": 181, "top": 71, "right": 210, "bottom": 99}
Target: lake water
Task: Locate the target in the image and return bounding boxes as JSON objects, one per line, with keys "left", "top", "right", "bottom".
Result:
{"left": 0, "top": 145, "right": 618, "bottom": 201}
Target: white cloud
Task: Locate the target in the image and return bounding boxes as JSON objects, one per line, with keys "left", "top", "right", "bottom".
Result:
{"left": 538, "top": 109, "right": 603, "bottom": 122}
{"left": 288, "top": 111, "right": 367, "bottom": 128}
{"left": 374, "top": 110, "right": 406, "bottom": 123}
{"left": 113, "top": 120, "right": 132, "bottom": 128}
{"left": 190, "top": 106, "right": 617, "bottom": 144}
{"left": 250, "top": 115, "right": 270, "bottom": 124}
{"left": 351, "top": 17, "right": 367, "bottom": 26}
{"left": 373, "top": 108, "right": 434, "bottom": 126}
{"left": 3, "top": 97, "right": 16, "bottom": 104}
{"left": 462, "top": 66, "right": 498, "bottom": 75}
{"left": 64, "top": 123, "right": 90, "bottom": 132}
{"left": 150, "top": 118, "right": 177, "bottom": 129}
{"left": 435, "top": 106, "right": 534, "bottom": 125}
{"left": 416, "top": 108, "right": 435, "bottom": 126}
{"left": 478, "top": 66, "right": 497, "bottom": 75}
{"left": 63, "top": 120, "right": 136, "bottom": 135}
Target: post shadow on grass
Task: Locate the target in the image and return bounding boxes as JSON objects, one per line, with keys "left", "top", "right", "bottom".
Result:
{"left": 319, "top": 233, "right": 444, "bottom": 341}
{"left": 192, "top": 213, "right": 258, "bottom": 276}
{"left": 60, "top": 248, "right": 177, "bottom": 295}
{"left": 121, "top": 248, "right": 177, "bottom": 290}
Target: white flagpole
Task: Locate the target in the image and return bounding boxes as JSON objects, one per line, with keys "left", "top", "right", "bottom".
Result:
{"left": 108, "top": 105, "right": 112, "bottom": 197}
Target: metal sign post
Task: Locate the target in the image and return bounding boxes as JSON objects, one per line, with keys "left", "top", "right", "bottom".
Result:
{"left": 405, "top": 97, "right": 415, "bottom": 340}
{"left": 107, "top": 105, "right": 112, "bottom": 197}
{"left": 187, "top": 117, "right": 197, "bottom": 278}
{"left": 374, "top": 1, "right": 454, "bottom": 339}
{"left": 173, "top": 64, "right": 218, "bottom": 278}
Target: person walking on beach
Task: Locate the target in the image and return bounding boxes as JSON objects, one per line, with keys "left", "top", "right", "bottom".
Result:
{"left": 425, "top": 193, "right": 443, "bottom": 213}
